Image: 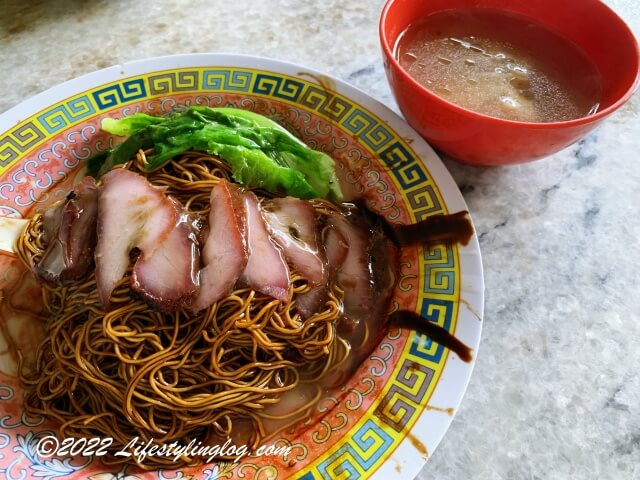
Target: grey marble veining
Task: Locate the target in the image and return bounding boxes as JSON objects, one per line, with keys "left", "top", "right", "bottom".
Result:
{"left": 1, "top": 0, "right": 639, "bottom": 478}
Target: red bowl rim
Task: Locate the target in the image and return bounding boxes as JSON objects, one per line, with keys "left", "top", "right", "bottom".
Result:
{"left": 379, "top": 0, "right": 640, "bottom": 129}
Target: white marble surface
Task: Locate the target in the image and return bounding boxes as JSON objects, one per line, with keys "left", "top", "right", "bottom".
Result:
{"left": 1, "top": 1, "right": 639, "bottom": 479}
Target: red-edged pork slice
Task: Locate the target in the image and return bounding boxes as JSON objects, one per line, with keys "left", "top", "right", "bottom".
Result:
{"left": 330, "top": 214, "right": 372, "bottom": 318}
{"left": 36, "top": 177, "right": 99, "bottom": 285}
{"left": 332, "top": 208, "right": 398, "bottom": 322}
{"left": 190, "top": 181, "right": 248, "bottom": 312}
{"left": 95, "top": 169, "right": 177, "bottom": 308}
{"left": 241, "top": 192, "right": 290, "bottom": 302}
{"left": 296, "top": 224, "right": 349, "bottom": 319}
{"left": 262, "top": 197, "right": 326, "bottom": 286}
{"left": 324, "top": 222, "right": 349, "bottom": 271}
{"left": 322, "top": 207, "right": 399, "bottom": 387}
{"left": 131, "top": 200, "right": 200, "bottom": 312}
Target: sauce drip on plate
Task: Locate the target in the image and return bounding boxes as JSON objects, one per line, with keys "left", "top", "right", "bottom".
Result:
{"left": 390, "top": 211, "right": 474, "bottom": 247}
{"left": 396, "top": 9, "right": 602, "bottom": 122}
{"left": 392, "top": 310, "right": 473, "bottom": 363}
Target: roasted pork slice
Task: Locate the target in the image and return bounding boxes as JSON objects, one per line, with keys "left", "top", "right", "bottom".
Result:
{"left": 131, "top": 201, "right": 200, "bottom": 312}
{"left": 36, "top": 177, "right": 99, "bottom": 285}
{"left": 330, "top": 214, "right": 372, "bottom": 319}
{"left": 322, "top": 207, "right": 399, "bottom": 387}
{"left": 295, "top": 223, "right": 349, "bottom": 319}
{"left": 324, "top": 222, "right": 349, "bottom": 271}
{"left": 333, "top": 207, "right": 398, "bottom": 323}
{"left": 190, "top": 181, "right": 248, "bottom": 312}
{"left": 262, "top": 197, "right": 326, "bottom": 286}
{"left": 240, "top": 191, "right": 290, "bottom": 302}
{"left": 95, "top": 169, "right": 177, "bottom": 308}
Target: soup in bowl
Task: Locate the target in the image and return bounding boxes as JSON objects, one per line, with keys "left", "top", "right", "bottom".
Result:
{"left": 379, "top": 0, "right": 640, "bottom": 165}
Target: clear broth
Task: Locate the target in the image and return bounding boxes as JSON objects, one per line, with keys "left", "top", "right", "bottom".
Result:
{"left": 396, "top": 9, "right": 602, "bottom": 123}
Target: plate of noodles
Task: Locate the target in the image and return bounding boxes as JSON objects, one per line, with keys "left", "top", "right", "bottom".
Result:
{"left": 0, "top": 54, "right": 483, "bottom": 480}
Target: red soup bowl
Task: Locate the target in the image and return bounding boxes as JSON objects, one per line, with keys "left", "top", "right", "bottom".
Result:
{"left": 379, "top": 0, "right": 640, "bottom": 166}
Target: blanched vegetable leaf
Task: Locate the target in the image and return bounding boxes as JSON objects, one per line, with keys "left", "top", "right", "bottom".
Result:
{"left": 101, "top": 113, "right": 163, "bottom": 136}
{"left": 90, "top": 107, "right": 343, "bottom": 201}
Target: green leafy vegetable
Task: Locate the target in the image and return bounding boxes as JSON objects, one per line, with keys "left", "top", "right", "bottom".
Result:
{"left": 90, "top": 107, "right": 343, "bottom": 201}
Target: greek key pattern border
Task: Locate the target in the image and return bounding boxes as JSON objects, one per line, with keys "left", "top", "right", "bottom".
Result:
{"left": 1, "top": 67, "right": 442, "bottom": 213}
{"left": 0, "top": 66, "right": 462, "bottom": 480}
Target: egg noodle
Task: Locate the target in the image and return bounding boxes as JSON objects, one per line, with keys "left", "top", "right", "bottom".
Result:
{"left": 16, "top": 151, "right": 354, "bottom": 469}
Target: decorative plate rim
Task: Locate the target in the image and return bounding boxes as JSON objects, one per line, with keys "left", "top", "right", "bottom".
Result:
{"left": 0, "top": 53, "right": 484, "bottom": 480}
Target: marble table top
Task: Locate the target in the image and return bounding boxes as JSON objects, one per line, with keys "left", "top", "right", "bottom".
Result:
{"left": 1, "top": 1, "right": 639, "bottom": 479}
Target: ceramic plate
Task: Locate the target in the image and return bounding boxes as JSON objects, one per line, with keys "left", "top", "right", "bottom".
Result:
{"left": 0, "top": 54, "right": 483, "bottom": 480}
